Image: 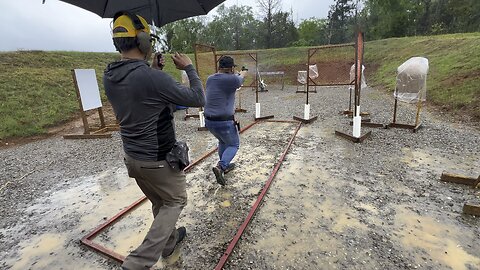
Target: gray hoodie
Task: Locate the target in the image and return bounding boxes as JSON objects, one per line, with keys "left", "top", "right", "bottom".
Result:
{"left": 104, "top": 59, "right": 205, "bottom": 161}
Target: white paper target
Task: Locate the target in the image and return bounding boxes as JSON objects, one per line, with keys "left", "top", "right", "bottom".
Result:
{"left": 74, "top": 69, "right": 102, "bottom": 111}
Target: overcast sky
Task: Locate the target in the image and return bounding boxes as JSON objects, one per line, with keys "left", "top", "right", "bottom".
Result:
{"left": 0, "top": 0, "right": 334, "bottom": 52}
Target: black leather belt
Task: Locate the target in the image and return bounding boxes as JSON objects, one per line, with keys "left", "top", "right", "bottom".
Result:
{"left": 205, "top": 115, "right": 234, "bottom": 121}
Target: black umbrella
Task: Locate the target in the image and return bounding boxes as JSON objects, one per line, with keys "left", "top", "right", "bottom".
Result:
{"left": 50, "top": 0, "right": 226, "bottom": 27}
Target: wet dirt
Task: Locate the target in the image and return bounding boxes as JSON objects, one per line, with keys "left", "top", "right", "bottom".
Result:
{"left": 1, "top": 83, "right": 479, "bottom": 270}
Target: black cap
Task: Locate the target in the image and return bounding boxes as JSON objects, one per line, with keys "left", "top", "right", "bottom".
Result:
{"left": 219, "top": 56, "right": 236, "bottom": 68}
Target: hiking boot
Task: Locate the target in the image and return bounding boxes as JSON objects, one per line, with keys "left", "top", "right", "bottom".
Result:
{"left": 162, "top": 227, "right": 187, "bottom": 258}
{"left": 224, "top": 163, "right": 236, "bottom": 174}
{"left": 212, "top": 165, "right": 226, "bottom": 186}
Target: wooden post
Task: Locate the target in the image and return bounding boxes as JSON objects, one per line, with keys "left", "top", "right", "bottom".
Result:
{"left": 414, "top": 101, "right": 422, "bottom": 127}
{"left": 98, "top": 107, "right": 106, "bottom": 129}
{"left": 392, "top": 98, "right": 398, "bottom": 124}
{"left": 463, "top": 203, "right": 480, "bottom": 216}
{"left": 71, "top": 70, "right": 91, "bottom": 135}
{"left": 473, "top": 176, "right": 480, "bottom": 189}
{"left": 440, "top": 172, "right": 479, "bottom": 186}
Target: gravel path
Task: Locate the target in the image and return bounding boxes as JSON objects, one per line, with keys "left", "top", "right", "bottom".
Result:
{"left": 0, "top": 83, "right": 479, "bottom": 270}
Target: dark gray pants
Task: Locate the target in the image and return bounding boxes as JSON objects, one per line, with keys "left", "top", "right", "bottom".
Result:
{"left": 122, "top": 155, "right": 187, "bottom": 270}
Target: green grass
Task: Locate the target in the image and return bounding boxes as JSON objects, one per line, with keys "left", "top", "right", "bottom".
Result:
{"left": 1, "top": 33, "right": 479, "bottom": 139}
{"left": 0, "top": 51, "right": 119, "bottom": 138}
{"left": 364, "top": 33, "right": 480, "bottom": 117}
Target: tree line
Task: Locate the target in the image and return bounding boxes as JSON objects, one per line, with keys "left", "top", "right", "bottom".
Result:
{"left": 157, "top": 0, "right": 480, "bottom": 52}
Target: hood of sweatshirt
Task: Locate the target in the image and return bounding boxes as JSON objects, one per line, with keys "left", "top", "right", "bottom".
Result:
{"left": 104, "top": 59, "right": 148, "bottom": 83}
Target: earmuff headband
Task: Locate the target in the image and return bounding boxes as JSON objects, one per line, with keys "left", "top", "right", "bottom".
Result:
{"left": 113, "top": 11, "right": 145, "bottom": 31}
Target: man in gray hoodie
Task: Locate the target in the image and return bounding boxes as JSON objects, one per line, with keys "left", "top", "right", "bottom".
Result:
{"left": 103, "top": 12, "right": 205, "bottom": 270}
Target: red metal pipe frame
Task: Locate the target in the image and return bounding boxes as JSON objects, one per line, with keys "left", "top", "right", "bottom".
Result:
{"left": 354, "top": 31, "right": 365, "bottom": 115}
{"left": 79, "top": 119, "right": 279, "bottom": 262}
{"left": 266, "top": 119, "right": 299, "bottom": 124}
{"left": 214, "top": 121, "right": 303, "bottom": 270}
{"left": 306, "top": 43, "right": 355, "bottom": 94}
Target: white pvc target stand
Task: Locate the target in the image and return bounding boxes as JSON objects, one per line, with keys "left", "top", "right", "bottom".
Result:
{"left": 255, "top": 103, "right": 261, "bottom": 118}
{"left": 304, "top": 104, "right": 310, "bottom": 119}
{"left": 199, "top": 111, "right": 205, "bottom": 128}
{"left": 352, "top": 106, "right": 362, "bottom": 138}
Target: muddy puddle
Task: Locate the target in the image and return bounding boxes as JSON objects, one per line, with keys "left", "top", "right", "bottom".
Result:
{"left": 400, "top": 147, "right": 479, "bottom": 176}
{"left": 2, "top": 121, "right": 300, "bottom": 270}
{"left": 2, "top": 114, "right": 480, "bottom": 270}
{"left": 224, "top": 124, "right": 480, "bottom": 270}
{"left": 2, "top": 166, "right": 143, "bottom": 270}
{"left": 394, "top": 206, "right": 480, "bottom": 270}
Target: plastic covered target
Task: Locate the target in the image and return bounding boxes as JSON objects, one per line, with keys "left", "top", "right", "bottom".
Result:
{"left": 309, "top": 64, "right": 319, "bottom": 79}
{"left": 297, "top": 70, "right": 307, "bottom": 85}
{"left": 395, "top": 57, "right": 429, "bottom": 103}
{"left": 349, "top": 64, "right": 367, "bottom": 89}
{"left": 297, "top": 65, "right": 319, "bottom": 85}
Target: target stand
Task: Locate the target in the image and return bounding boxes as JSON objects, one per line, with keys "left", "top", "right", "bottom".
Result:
{"left": 184, "top": 109, "right": 200, "bottom": 120}
{"left": 341, "top": 94, "right": 370, "bottom": 118}
{"left": 387, "top": 98, "right": 423, "bottom": 133}
{"left": 335, "top": 31, "right": 372, "bottom": 143}
{"left": 235, "top": 88, "right": 247, "bottom": 113}
{"left": 341, "top": 64, "right": 370, "bottom": 118}
{"left": 197, "top": 110, "right": 208, "bottom": 131}
{"left": 295, "top": 66, "right": 318, "bottom": 93}
{"left": 254, "top": 89, "right": 274, "bottom": 121}
{"left": 387, "top": 57, "right": 429, "bottom": 133}
{"left": 293, "top": 54, "right": 319, "bottom": 124}
{"left": 441, "top": 172, "right": 480, "bottom": 188}
{"left": 440, "top": 172, "right": 480, "bottom": 216}
{"left": 214, "top": 51, "right": 274, "bottom": 121}
{"left": 293, "top": 78, "right": 317, "bottom": 124}
{"left": 349, "top": 120, "right": 386, "bottom": 129}
{"left": 293, "top": 103, "right": 318, "bottom": 124}
{"left": 64, "top": 69, "right": 119, "bottom": 139}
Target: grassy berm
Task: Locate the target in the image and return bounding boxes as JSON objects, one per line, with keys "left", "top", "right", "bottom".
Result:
{"left": 0, "top": 33, "right": 479, "bottom": 139}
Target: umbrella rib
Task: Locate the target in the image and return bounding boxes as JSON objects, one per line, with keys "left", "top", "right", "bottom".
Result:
{"left": 199, "top": 3, "right": 207, "bottom": 13}
{"left": 151, "top": 0, "right": 158, "bottom": 26}
{"left": 101, "top": 0, "right": 109, "bottom": 18}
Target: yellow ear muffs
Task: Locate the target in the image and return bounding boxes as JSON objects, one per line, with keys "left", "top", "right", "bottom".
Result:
{"left": 113, "top": 11, "right": 151, "bottom": 54}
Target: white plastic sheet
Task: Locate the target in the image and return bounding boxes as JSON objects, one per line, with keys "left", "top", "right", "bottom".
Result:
{"left": 297, "top": 64, "right": 319, "bottom": 85}
{"left": 309, "top": 64, "right": 319, "bottom": 80}
{"left": 349, "top": 64, "right": 367, "bottom": 89}
{"left": 297, "top": 70, "right": 307, "bottom": 85}
{"left": 395, "top": 57, "right": 429, "bottom": 103}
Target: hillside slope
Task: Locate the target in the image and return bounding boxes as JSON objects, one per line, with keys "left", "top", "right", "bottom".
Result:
{"left": 255, "top": 33, "right": 479, "bottom": 122}
{"left": 0, "top": 33, "right": 478, "bottom": 139}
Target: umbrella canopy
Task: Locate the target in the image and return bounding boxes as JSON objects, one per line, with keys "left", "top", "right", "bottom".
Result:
{"left": 56, "top": 0, "right": 226, "bottom": 27}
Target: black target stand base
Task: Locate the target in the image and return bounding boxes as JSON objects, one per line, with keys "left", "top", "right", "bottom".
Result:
{"left": 334, "top": 130, "right": 371, "bottom": 143}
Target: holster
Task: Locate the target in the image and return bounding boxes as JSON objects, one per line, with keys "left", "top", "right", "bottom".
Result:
{"left": 235, "top": 120, "right": 241, "bottom": 131}
{"left": 166, "top": 141, "right": 190, "bottom": 170}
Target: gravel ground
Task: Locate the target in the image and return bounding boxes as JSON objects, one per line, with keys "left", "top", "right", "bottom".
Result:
{"left": 0, "top": 83, "right": 479, "bottom": 270}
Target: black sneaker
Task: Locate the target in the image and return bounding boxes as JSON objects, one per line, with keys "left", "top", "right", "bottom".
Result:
{"left": 212, "top": 165, "right": 226, "bottom": 186}
{"left": 224, "top": 163, "right": 236, "bottom": 174}
{"left": 162, "top": 227, "right": 187, "bottom": 258}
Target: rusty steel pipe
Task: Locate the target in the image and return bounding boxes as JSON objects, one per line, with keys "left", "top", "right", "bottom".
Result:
{"left": 266, "top": 119, "right": 299, "bottom": 124}
{"left": 80, "top": 120, "right": 261, "bottom": 261}
{"left": 214, "top": 121, "right": 302, "bottom": 270}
